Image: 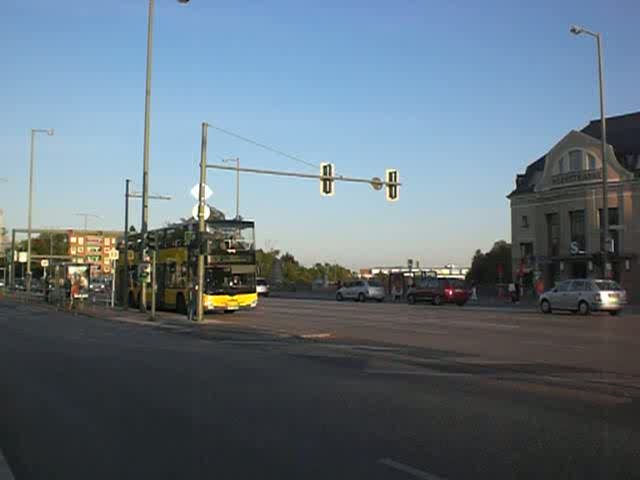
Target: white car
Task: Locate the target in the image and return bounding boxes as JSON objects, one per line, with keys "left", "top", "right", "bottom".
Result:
{"left": 336, "top": 280, "right": 385, "bottom": 302}
{"left": 256, "top": 278, "right": 270, "bottom": 296}
{"left": 539, "top": 279, "right": 627, "bottom": 316}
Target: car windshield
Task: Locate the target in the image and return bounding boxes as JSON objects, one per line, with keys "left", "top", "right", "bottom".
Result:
{"left": 594, "top": 280, "right": 622, "bottom": 291}
{"left": 256, "top": 279, "right": 267, "bottom": 286}
{"left": 367, "top": 280, "right": 382, "bottom": 287}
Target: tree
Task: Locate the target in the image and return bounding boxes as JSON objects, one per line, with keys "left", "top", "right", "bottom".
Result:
{"left": 466, "top": 240, "right": 512, "bottom": 284}
{"left": 17, "top": 233, "right": 68, "bottom": 257}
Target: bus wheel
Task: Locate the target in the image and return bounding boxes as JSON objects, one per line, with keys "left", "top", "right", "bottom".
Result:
{"left": 176, "top": 294, "right": 187, "bottom": 315}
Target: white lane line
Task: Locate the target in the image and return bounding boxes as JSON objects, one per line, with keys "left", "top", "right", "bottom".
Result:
{"left": 298, "top": 332, "right": 333, "bottom": 339}
{"left": 0, "top": 448, "right": 15, "bottom": 480}
{"left": 366, "top": 369, "right": 471, "bottom": 378}
{"left": 378, "top": 458, "right": 446, "bottom": 480}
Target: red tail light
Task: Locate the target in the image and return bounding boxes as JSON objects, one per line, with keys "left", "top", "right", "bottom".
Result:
{"left": 445, "top": 288, "right": 453, "bottom": 296}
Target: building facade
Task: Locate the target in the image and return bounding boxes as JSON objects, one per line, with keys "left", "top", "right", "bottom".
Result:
{"left": 509, "top": 112, "right": 640, "bottom": 302}
{"left": 67, "top": 230, "right": 120, "bottom": 278}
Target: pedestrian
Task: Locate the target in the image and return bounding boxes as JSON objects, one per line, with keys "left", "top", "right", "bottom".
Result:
{"left": 187, "top": 279, "right": 198, "bottom": 321}
{"left": 535, "top": 277, "right": 545, "bottom": 298}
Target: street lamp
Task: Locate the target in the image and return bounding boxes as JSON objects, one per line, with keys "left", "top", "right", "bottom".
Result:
{"left": 74, "top": 212, "right": 101, "bottom": 231}
{"left": 570, "top": 25, "right": 610, "bottom": 277}
{"left": 26, "top": 128, "right": 54, "bottom": 293}
{"left": 140, "top": 0, "right": 191, "bottom": 310}
{"left": 222, "top": 157, "right": 240, "bottom": 219}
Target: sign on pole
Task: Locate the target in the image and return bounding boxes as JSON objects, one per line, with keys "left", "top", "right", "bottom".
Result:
{"left": 40, "top": 259, "right": 49, "bottom": 267}
{"left": 190, "top": 184, "right": 213, "bottom": 200}
{"left": 192, "top": 204, "right": 211, "bottom": 222}
{"left": 18, "top": 252, "right": 27, "bottom": 263}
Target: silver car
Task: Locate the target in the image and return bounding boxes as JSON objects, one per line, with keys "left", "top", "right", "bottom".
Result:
{"left": 336, "top": 279, "right": 385, "bottom": 302}
{"left": 539, "top": 279, "right": 627, "bottom": 316}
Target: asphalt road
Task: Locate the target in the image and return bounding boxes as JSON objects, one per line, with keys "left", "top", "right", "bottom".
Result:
{"left": 1, "top": 298, "right": 639, "bottom": 479}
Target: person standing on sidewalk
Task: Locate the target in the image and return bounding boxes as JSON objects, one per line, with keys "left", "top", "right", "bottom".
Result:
{"left": 187, "top": 279, "right": 198, "bottom": 321}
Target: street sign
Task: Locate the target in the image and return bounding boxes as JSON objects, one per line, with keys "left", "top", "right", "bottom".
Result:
{"left": 18, "top": 252, "right": 27, "bottom": 263}
{"left": 192, "top": 204, "right": 211, "bottom": 221}
{"left": 191, "top": 184, "right": 213, "bottom": 201}
{"left": 40, "top": 259, "right": 49, "bottom": 267}
{"left": 109, "top": 250, "right": 120, "bottom": 261}
{"left": 569, "top": 241, "right": 579, "bottom": 255}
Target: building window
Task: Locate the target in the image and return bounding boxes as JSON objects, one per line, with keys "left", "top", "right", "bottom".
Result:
{"left": 521, "top": 216, "right": 529, "bottom": 228}
{"left": 569, "top": 210, "right": 586, "bottom": 252}
{"left": 70, "top": 246, "right": 77, "bottom": 254}
{"left": 558, "top": 157, "right": 565, "bottom": 174}
{"left": 78, "top": 246, "right": 84, "bottom": 253}
{"left": 587, "top": 153, "right": 597, "bottom": 170}
{"left": 546, "top": 213, "right": 560, "bottom": 257}
{"left": 70, "top": 236, "right": 77, "bottom": 243}
{"left": 569, "top": 150, "right": 583, "bottom": 171}
{"left": 78, "top": 237, "right": 84, "bottom": 245}
{"left": 520, "top": 242, "right": 533, "bottom": 259}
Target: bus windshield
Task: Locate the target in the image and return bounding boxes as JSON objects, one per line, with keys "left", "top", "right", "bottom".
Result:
{"left": 205, "top": 267, "right": 256, "bottom": 295}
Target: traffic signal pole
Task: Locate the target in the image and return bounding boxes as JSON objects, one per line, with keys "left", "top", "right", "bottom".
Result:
{"left": 194, "top": 123, "right": 400, "bottom": 322}
{"left": 196, "top": 123, "right": 208, "bottom": 322}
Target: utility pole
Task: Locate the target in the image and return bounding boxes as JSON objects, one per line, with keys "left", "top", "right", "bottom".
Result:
{"left": 74, "top": 213, "right": 100, "bottom": 231}
{"left": 26, "top": 128, "right": 54, "bottom": 293}
{"left": 196, "top": 122, "right": 208, "bottom": 322}
{"left": 123, "top": 179, "right": 131, "bottom": 309}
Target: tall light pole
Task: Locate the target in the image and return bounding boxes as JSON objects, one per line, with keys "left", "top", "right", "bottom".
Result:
{"left": 196, "top": 122, "right": 209, "bottom": 322}
{"left": 222, "top": 157, "right": 240, "bottom": 219}
{"left": 570, "top": 25, "right": 610, "bottom": 277}
{"left": 74, "top": 212, "right": 101, "bottom": 231}
{"left": 26, "top": 128, "right": 54, "bottom": 293}
{"left": 140, "top": 0, "right": 191, "bottom": 311}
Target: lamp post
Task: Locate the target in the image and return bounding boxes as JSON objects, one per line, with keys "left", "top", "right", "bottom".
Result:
{"left": 222, "top": 157, "right": 240, "bottom": 219}
{"left": 570, "top": 25, "right": 610, "bottom": 277}
{"left": 140, "top": 0, "right": 191, "bottom": 311}
{"left": 26, "top": 128, "right": 54, "bottom": 293}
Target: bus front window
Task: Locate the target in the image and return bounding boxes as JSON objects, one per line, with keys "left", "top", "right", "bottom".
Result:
{"left": 205, "top": 268, "right": 256, "bottom": 295}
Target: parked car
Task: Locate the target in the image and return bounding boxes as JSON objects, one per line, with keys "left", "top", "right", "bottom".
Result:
{"left": 539, "top": 279, "right": 626, "bottom": 316}
{"left": 336, "top": 279, "right": 385, "bottom": 302}
{"left": 406, "top": 277, "right": 470, "bottom": 306}
{"left": 256, "top": 277, "right": 270, "bottom": 296}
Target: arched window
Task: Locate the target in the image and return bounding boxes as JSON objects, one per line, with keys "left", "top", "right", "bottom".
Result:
{"left": 568, "top": 150, "right": 583, "bottom": 171}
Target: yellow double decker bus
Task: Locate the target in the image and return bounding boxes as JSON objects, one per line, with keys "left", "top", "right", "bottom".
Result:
{"left": 119, "top": 219, "right": 258, "bottom": 314}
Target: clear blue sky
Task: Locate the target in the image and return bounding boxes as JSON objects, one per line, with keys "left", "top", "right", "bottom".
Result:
{"left": 1, "top": 0, "right": 639, "bottom": 269}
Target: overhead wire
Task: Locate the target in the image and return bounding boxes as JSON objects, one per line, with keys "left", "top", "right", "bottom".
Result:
{"left": 206, "top": 122, "right": 320, "bottom": 170}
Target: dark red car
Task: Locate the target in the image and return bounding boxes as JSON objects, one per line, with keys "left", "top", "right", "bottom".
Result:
{"left": 406, "top": 278, "right": 470, "bottom": 306}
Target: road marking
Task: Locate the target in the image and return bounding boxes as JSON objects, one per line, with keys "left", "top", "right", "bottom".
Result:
{"left": 0, "top": 448, "right": 15, "bottom": 480}
{"left": 298, "top": 332, "right": 333, "bottom": 339}
{"left": 366, "top": 369, "right": 471, "bottom": 378}
{"left": 378, "top": 458, "right": 446, "bottom": 480}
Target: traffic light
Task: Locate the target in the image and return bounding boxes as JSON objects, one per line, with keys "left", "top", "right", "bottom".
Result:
{"left": 139, "top": 263, "right": 151, "bottom": 283}
{"left": 320, "top": 163, "right": 335, "bottom": 197}
{"left": 146, "top": 232, "right": 157, "bottom": 251}
{"left": 386, "top": 169, "right": 399, "bottom": 202}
